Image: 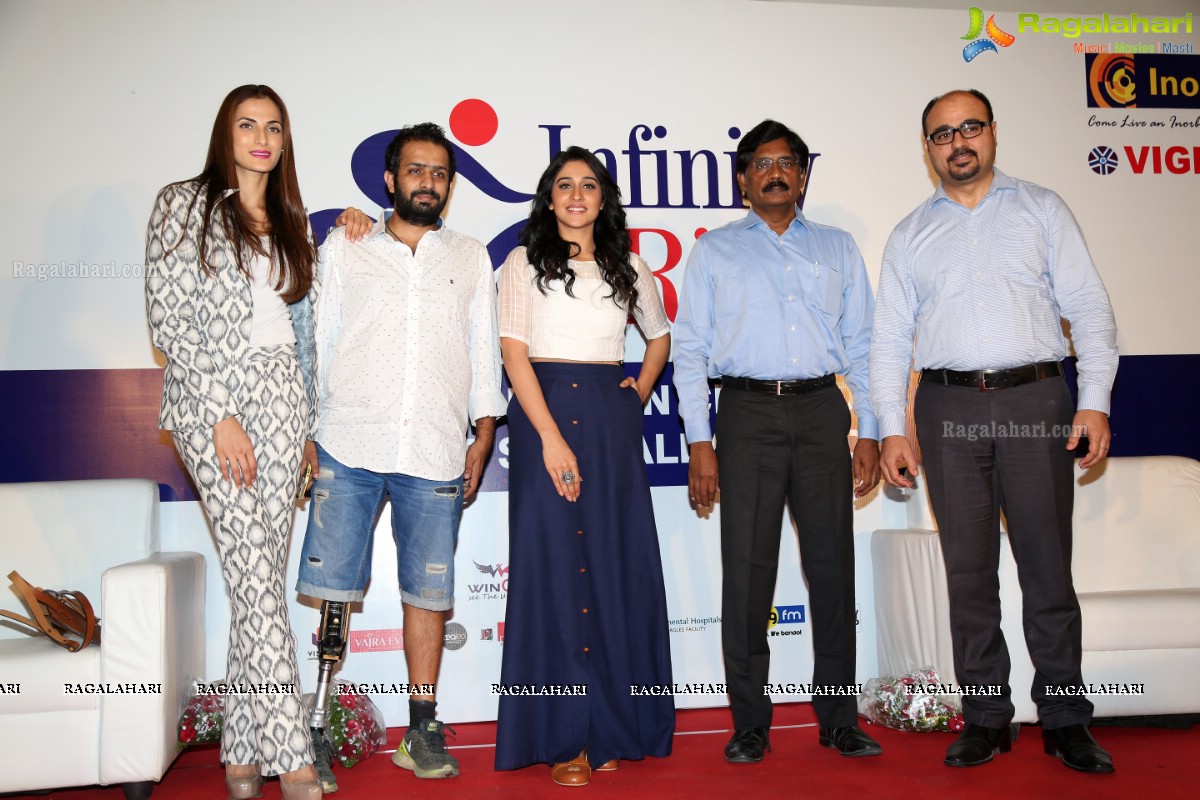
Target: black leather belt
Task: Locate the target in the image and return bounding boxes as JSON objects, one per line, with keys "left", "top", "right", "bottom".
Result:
{"left": 721, "top": 374, "right": 836, "bottom": 396}
{"left": 921, "top": 361, "right": 1063, "bottom": 392}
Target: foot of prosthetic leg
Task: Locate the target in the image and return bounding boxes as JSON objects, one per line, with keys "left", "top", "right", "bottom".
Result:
{"left": 309, "top": 601, "right": 348, "bottom": 793}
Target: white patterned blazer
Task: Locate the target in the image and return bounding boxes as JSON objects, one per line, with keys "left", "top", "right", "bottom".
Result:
{"left": 145, "top": 179, "right": 317, "bottom": 434}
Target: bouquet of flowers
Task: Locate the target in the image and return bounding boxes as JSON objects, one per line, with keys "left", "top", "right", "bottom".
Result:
{"left": 306, "top": 681, "right": 388, "bottom": 768}
{"left": 177, "top": 683, "right": 224, "bottom": 749}
{"left": 857, "top": 667, "right": 965, "bottom": 733}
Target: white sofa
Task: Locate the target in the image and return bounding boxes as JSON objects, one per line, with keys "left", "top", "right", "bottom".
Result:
{"left": 872, "top": 455, "right": 1200, "bottom": 722}
{"left": 0, "top": 479, "right": 205, "bottom": 799}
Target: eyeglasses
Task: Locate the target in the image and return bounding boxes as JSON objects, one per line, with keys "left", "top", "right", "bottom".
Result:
{"left": 748, "top": 156, "right": 801, "bottom": 173}
{"left": 926, "top": 120, "right": 993, "bottom": 146}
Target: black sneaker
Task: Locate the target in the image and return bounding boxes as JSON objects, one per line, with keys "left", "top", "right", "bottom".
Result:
{"left": 392, "top": 720, "right": 460, "bottom": 779}
{"left": 311, "top": 727, "right": 338, "bottom": 793}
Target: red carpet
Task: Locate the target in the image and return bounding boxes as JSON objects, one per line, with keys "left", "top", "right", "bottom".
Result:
{"left": 7, "top": 704, "right": 1198, "bottom": 800}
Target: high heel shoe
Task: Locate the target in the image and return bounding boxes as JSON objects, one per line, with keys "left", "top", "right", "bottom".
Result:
{"left": 224, "top": 766, "right": 263, "bottom": 800}
{"left": 279, "top": 778, "right": 322, "bottom": 800}
{"left": 280, "top": 766, "right": 323, "bottom": 800}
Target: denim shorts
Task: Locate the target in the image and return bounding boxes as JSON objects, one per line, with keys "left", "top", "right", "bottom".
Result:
{"left": 295, "top": 443, "right": 463, "bottom": 611}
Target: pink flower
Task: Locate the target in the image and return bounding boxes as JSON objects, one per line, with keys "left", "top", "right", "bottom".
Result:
{"left": 949, "top": 715, "right": 965, "bottom": 732}
{"left": 180, "top": 727, "right": 196, "bottom": 743}
{"left": 345, "top": 719, "right": 364, "bottom": 738}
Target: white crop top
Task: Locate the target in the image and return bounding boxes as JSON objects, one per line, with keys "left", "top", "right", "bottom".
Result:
{"left": 498, "top": 246, "right": 670, "bottom": 361}
{"left": 247, "top": 246, "right": 296, "bottom": 347}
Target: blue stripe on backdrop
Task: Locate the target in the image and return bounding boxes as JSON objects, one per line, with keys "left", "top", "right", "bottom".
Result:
{"left": 0, "top": 356, "right": 1195, "bottom": 501}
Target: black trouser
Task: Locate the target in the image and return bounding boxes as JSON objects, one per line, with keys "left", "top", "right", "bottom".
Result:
{"left": 915, "top": 376, "right": 1093, "bottom": 729}
{"left": 716, "top": 385, "right": 858, "bottom": 730}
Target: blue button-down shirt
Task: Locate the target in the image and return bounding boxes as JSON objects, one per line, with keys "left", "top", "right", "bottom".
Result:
{"left": 673, "top": 209, "right": 878, "bottom": 444}
{"left": 870, "top": 169, "right": 1119, "bottom": 439}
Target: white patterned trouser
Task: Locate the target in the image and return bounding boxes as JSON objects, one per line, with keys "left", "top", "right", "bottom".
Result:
{"left": 174, "top": 345, "right": 314, "bottom": 775}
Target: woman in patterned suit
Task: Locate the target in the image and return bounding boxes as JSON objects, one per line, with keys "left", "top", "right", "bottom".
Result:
{"left": 145, "top": 85, "right": 363, "bottom": 800}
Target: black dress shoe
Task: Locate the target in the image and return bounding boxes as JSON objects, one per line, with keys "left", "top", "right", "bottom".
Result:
{"left": 944, "top": 723, "right": 1019, "bottom": 767}
{"left": 1042, "top": 724, "right": 1115, "bottom": 774}
{"left": 724, "top": 727, "right": 771, "bottom": 763}
{"left": 818, "top": 725, "right": 883, "bottom": 757}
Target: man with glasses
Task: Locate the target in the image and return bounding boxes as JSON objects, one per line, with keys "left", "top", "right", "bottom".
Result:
{"left": 871, "top": 89, "right": 1118, "bottom": 773}
{"left": 674, "top": 119, "right": 881, "bottom": 764}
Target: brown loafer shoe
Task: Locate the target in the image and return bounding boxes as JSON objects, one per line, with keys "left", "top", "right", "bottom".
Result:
{"left": 551, "top": 751, "right": 591, "bottom": 787}
{"left": 595, "top": 759, "right": 618, "bottom": 772}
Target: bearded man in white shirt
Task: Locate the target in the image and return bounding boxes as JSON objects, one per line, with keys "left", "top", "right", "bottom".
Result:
{"left": 296, "top": 123, "right": 506, "bottom": 787}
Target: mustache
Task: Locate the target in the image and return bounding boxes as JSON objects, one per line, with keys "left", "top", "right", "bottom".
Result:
{"left": 763, "top": 179, "right": 790, "bottom": 192}
{"left": 410, "top": 189, "right": 441, "bottom": 203}
{"left": 950, "top": 147, "right": 977, "bottom": 160}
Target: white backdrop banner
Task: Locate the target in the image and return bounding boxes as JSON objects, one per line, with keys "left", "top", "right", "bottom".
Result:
{"left": 1, "top": 0, "right": 1197, "bottom": 726}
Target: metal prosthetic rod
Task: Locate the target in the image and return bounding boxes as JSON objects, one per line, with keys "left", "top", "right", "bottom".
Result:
{"left": 309, "top": 600, "right": 348, "bottom": 731}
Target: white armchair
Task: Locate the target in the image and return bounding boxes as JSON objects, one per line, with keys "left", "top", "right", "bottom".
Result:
{"left": 0, "top": 479, "right": 205, "bottom": 799}
{"left": 872, "top": 456, "right": 1200, "bottom": 722}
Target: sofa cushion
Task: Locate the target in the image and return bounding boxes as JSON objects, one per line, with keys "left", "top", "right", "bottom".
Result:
{"left": 0, "top": 637, "right": 101, "bottom": 713}
{"left": 1072, "top": 457, "right": 1200, "bottom": 594}
{"left": 1080, "top": 588, "right": 1200, "bottom": 651}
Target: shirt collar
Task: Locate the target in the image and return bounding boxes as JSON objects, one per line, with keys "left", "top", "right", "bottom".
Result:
{"left": 369, "top": 209, "right": 446, "bottom": 242}
{"left": 736, "top": 206, "right": 811, "bottom": 233}
{"left": 932, "top": 167, "right": 1016, "bottom": 207}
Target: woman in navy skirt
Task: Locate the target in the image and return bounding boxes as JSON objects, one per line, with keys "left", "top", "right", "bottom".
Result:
{"left": 494, "top": 147, "right": 674, "bottom": 786}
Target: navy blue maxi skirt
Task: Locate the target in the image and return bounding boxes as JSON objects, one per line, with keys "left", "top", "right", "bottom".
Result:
{"left": 494, "top": 363, "right": 674, "bottom": 769}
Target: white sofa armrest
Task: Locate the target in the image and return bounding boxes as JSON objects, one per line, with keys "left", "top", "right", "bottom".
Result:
{"left": 98, "top": 551, "right": 206, "bottom": 785}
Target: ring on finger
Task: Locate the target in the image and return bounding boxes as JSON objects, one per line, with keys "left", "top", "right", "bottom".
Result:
{"left": 561, "top": 471, "right": 576, "bottom": 484}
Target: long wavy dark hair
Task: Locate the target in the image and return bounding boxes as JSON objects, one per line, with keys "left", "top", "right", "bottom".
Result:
{"left": 520, "top": 146, "right": 638, "bottom": 312}
{"left": 176, "top": 84, "right": 315, "bottom": 303}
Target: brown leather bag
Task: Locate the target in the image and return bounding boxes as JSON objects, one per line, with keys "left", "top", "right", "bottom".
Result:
{"left": 0, "top": 571, "right": 101, "bottom": 651}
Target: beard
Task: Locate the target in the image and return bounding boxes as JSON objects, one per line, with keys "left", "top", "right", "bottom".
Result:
{"left": 394, "top": 189, "right": 447, "bottom": 227}
{"left": 946, "top": 147, "right": 981, "bottom": 182}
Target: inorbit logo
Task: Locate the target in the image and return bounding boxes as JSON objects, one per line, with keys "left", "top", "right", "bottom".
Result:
{"left": 961, "top": 7, "right": 1016, "bottom": 62}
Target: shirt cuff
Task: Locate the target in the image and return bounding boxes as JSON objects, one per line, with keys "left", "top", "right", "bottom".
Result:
{"left": 683, "top": 416, "right": 713, "bottom": 446}
{"left": 1075, "top": 384, "right": 1112, "bottom": 416}
{"left": 469, "top": 390, "right": 509, "bottom": 423}
{"left": 878, "top": 412, "right": 909, "bottom": 440}
{"left": 854, "top": 414, "right": 879, "bottom": 442}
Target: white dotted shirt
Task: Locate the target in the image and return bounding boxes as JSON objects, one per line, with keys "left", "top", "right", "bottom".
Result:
{"left": 313, "top": 213, "right": 506, "bottom": 479}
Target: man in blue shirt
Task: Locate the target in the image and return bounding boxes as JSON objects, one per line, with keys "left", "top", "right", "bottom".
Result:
{"left": 871, "top": 89, "right": 1117, "bottom": 774}
{"left": 674, "top": 119, "right": 881, "bottom": 764}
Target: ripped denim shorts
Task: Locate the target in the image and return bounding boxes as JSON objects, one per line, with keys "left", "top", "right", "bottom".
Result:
{"left": 296, "top": 442, "right": 463, "bottom": 611}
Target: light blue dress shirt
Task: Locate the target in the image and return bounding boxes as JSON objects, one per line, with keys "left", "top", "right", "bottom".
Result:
{"left": 870, "top": 169, "right": 1119, "bottom": 440}
{"left": 673, "top": 209, "right": 878, "bottom": 444}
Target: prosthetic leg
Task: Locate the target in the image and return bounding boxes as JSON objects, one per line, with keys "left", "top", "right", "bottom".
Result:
{"left": 309, "top": 600, "right": 349, "bottom": 793}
